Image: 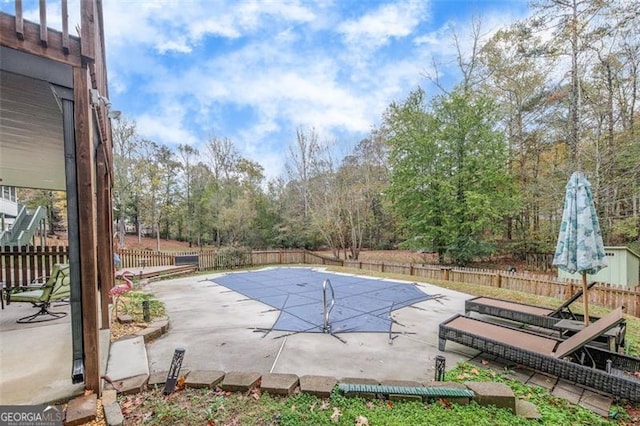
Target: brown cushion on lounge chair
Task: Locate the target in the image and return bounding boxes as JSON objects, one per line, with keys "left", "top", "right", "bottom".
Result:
{"left": 553, "top": 307, "right": 624, "bottom": 358}
{"left": 447, "top": 316, "right": 558, "bottom": 354}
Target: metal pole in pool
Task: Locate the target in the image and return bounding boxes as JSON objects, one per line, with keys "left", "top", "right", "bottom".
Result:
{"left": 322, "top": 279, "right": 335, "bottom": 333}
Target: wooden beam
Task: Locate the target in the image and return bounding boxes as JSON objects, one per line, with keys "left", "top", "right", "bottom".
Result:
{"left": 73, "top": 66, "right": 101, "bottom": 395}
{"left": 0, "top": 13, "right": 82, "bottom": 67}
{"left": 96, "top": 143, "right": 114, "bottom": 328}
{"left": 62, "top": 0, "right": 69, "bottom": 54}
{"left": 15, "top": 0, "right": 24, "bottom": 40}
{"left": 38, "top": 0, "right": 47, "bottom": 47}
{"left": 80, "top": 0, "right": 95, "bottom": 62}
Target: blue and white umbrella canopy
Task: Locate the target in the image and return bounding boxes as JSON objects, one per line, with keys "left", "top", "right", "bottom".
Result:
{"left": 553, "top": 172, "right": 607, "bottom": 324}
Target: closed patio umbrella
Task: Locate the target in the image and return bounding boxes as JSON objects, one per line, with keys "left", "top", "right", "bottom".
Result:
{"left": 552, "top": 172, "right": 607, "bottom": 325}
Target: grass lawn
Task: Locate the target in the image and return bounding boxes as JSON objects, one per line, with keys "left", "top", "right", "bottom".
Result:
{"left": 118, "top": 363, "right": 625, "bottom": 425}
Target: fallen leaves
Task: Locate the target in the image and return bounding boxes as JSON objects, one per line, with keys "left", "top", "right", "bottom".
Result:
{"left": 330, "top": 406, "right": 342, "bottom": 422}
{"left": 120, "top": 394, "right": 144, "bottom": 416}
{"left": 355, "top": 415, "right": 369, "bottom": 425}
{"left": 457, "top": 366, "right": 482, "bottom": 380}
{"left": 248, "top": 387, "right": 262, "bottom": 401}
{"left": 110, "top": 321, "right": 147, "bottom": 341}
{"left": 176, "top": 376, "right": 186, "bottom": 390}
{"left": 437, "top": 398, "right": 452, "bottom": 409}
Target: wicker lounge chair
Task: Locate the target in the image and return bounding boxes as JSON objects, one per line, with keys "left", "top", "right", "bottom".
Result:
{"left": 464, "top": 283, "right": 626, "bottom": 351}
{"left": 7, "top": 263, "right": 71, "bottom": 323}
{"left": 439, "top": 307, "right": 640, "bottom": 401}
{"left": 465, "top": 282, "right": 598, "bottom": 328}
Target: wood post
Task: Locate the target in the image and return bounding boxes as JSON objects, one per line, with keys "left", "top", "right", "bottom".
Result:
{"left": 96, "top": 144, "right": 113, "bottom": 329}
{"left": 441, "top": 267, "right": 451, "bottom": 281}
{"left": 74, "top": 66, "right": 100, "bottom": 395}
{"left": 494, "top": 273, "right": 502, "bottom": 288}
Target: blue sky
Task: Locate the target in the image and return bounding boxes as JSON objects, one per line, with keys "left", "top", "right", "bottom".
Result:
{"left": 8, "top": 0, "right": 531, "bottom": 180}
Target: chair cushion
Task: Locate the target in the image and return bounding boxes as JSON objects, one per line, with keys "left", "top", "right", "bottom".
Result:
{"left": 10, "top": 289, "right": 45, "bottom": 302}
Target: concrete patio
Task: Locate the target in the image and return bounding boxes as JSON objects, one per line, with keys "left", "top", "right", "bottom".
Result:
{"left": 144, "top": 269, "right": 475, "bottom": 382}
{"left": 0, "top": 267, "right": 616, "bottom": 418}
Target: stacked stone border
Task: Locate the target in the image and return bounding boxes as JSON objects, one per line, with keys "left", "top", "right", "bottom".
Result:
{"left": 93, "top": 371, "right": 541, "bottom": 425}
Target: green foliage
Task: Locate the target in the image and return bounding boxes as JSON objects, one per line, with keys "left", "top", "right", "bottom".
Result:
{"left": 609, "top": 217, "right": 640, "bottom": 244}
{"left": 503, "top": 240, "right": 556, "bottom": 260}
{"left": 384, "top": 87, "right": 519, "bottom": 265}
{"left": 122, "top": 371, "right": 625, "bottom": 425}
{"left": 19, "top": 189, "right": 67, "bottom": 234}
{"left": 118, "top": 290, "right": 165, "bottom": 319}
{"left": 215, "top": 246, "right": 253, "bottom": 269}
{"left": 446, "top": 362, "right": 619, "bottom": 425}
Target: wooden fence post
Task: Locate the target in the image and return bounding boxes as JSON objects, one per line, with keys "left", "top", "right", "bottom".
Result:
{"left": 494, "top": 273, "right": 502, "bottom": 288}
{"left": 441, "top": 267, "right": 451, "bottom": 281}
{"left": 566, "top": 281, "right": 574, "bottom": 299}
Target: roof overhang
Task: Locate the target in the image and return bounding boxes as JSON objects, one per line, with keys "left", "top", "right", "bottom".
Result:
{"left": 0, "top": 46, "right": 73, "bottom": 191}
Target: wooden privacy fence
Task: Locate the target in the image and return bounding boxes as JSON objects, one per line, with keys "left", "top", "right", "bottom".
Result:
{"left": 0, "top": 245, "right": 69, "bottom": 287}
{"left": 341, "top": 259, "right": 640, "bottom": 317}
{"left": 117, "top": 249, "right": 175, "bottom": 268}
{"left": 117, "top": 248, "right": 340, "bottom": 271}
{"left": 4, "top": 246, "right": 640, "bottom": 317}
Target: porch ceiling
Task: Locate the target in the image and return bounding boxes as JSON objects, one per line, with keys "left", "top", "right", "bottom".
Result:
{"left": 0, "top": 69, "right": 67, "bottom": 191}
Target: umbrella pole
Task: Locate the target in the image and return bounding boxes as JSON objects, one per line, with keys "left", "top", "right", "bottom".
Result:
{"left": 582, "top": 272, "right": 589, "bottom": 326}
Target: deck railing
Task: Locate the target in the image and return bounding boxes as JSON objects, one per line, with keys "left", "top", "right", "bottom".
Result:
{"left": 1, "top": 0, "right": 81, "bottom": 66}
{"left": 0, "top": 245, "right": 69, "bottom": 287}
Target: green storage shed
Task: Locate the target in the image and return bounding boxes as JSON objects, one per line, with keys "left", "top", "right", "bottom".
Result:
{"left": 558, "top": 246, "right": 640, "bottom": 289}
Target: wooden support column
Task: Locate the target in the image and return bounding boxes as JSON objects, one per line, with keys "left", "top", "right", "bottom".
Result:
{"left": 74, "top": 66, "right": 101, "bottom": 395}
{"left": 96, "top": 145, "right": 114, "bottom": 329}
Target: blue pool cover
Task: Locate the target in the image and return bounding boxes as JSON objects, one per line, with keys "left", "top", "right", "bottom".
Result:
{"left": 210, "top": 267, "right": 434, "bottom": 334}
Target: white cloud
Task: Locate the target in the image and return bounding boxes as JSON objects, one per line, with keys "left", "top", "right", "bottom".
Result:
{"left": 97, "top": 0, "right": 530, "bottom": 181}
{"left": 337, "top": 0, "right": 430, "bottom": 49}
{"left": 136, "top": 112, "right": 198, "bottom": 148}
{"left": 103, "top": 0, "right": 317, "bottom": 55}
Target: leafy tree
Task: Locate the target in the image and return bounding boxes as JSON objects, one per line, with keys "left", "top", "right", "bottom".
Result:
{"left": 384, "top": 87, "right": 519, "bottom": 265}
{"left": 19, "top": 189, "right": 66, "bottom": 237}
{"left": 282, "top": 128, "right": 325, "bottom": 249}
{"left": 177, "top": 144, "right": 199, "bottom": 246}
{"left": 478, "top": 24, "right": 560, "bottom": 254}
{"left": 112, "top": 118, "right": 143, "bottom": 248}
